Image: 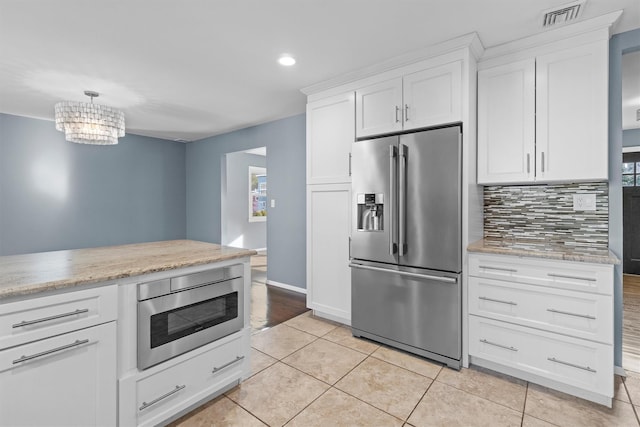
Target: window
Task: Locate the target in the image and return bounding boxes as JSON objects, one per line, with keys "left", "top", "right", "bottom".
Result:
{"left": 622, "top": 162, "right": 640, "bottom": 187}
{"left": 249, "top": 166, "right": 267, "bottom": 222}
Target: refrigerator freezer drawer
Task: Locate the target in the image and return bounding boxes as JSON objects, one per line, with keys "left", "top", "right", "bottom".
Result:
{"left": 351, "top": 262, "right": 461, "bottom": 367}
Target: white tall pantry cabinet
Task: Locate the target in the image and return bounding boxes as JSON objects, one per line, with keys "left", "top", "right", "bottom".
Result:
{"left": 302, "top": 34, "right": 484, "bottom": 353}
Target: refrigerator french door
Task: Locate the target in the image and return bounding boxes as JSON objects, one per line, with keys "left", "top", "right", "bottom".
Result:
{"left": 350, "top": 125, "right": 462, "bottom": 369}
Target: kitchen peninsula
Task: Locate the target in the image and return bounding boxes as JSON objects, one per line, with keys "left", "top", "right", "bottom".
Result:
{"left": 0, "top": 240, "right": 256, "bottom": 427}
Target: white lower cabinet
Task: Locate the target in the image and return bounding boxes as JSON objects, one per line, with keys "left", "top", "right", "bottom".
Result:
{"left": 306, "top": 183, "right": 352, "bottom": 324}
{"left": 0, "top": 321, "right": 117, "bottom": 426}
{"left": 468, "top": 253, "right": 614, "bottom": 406}
{"left": 119, "top": 332, "right": 247, "bottom": 427}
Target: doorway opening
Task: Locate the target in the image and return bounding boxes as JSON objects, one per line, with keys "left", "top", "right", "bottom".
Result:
{"left": 621, "top": 48, "right": 640, "bottom": 372}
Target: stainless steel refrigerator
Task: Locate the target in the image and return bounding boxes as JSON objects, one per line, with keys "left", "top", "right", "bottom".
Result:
{"left": 350, "top": 125, "right": 462, "bottom": 369}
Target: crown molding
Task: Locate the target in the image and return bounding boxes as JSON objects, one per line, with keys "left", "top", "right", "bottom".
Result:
{"left": 301, "top": 32, "right": 483, "bottom": 96}
{"left": 481, "top": 10, "right": 623, "bottom": 62}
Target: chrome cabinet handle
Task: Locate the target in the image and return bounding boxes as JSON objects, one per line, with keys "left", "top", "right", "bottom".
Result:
{"left": 12, "top": 339, "right": 89, "bottom": 364}
{"left": 12, "top": 308, "right": 89, "bottom": 328}
{"left": 479, "top": 296, "right": 517, "bottom": 306}
{"left": 541, "top": 152, "right": 545, "bottom": 173}
{"left": 395, "top": 106, "right": 400, "bottom": 123}
{"left": 139, "top": 385, "right": 186, "bottom": 411}
{"left": 547, "top": 357, "right": 596, "bottom": 373}
{"left": 479, "top": 339, "right": 518, "bottom": 352}
{"left": 527, "top": 153, "right": 530, "bottom": 174}
{"left": 547, "top": 308, "right": 596, "bottom": 320}
{"left": 547, "top": 273, "right": 596, "bottom": 282}
{"left": 348, "top": 153, "right": 352, "bottom": 177}
{"left": 479, "top": 265, "right": 517, "bottom": 273}
{"left": 404, "top": 104, "right": 409, "bottom": 122}
{"left": 212, "top": 355, "right": 244, "bottom": 373}
{"left": 389, "top": 145, "right": 398, "bottom": 255}
{"left": 349, "top": 263, "right": 457, "bottom": 283}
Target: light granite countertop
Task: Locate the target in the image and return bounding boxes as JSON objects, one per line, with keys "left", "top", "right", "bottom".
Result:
{"left": 468, "top": 238, "right": 619, "bottom": 265}
{"left": 0, "top": 240, "right": 257, "bottom": 300}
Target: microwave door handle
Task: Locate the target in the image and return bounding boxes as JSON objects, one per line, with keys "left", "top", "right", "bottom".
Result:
{"left": 399, "top": 144, "right": 407, "bottom": 257}
{"left": 389, "top": 145, "right": 397, "bottom": 255}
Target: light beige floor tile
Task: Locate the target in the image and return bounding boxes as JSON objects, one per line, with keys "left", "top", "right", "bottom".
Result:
{"left": 521, "top": 414, "right": 558, "bottom": 427}
{"left": 407, "top": 381, "right": 522, "bottom": 427}
{"left": 371, "top": 346, "right": 442, "bottom": 379}
{"left": 525, "top": 383, "right": 639, "bottom": 427}
{"left": 335, "top": 357, "right": 431, "bottom": 420}
{"left": 287, "top": 387, "right": 403, "bottom": 427}
{"left": 250, "top": 324, "right": 317, "bottom": 359}
{"left": 226, "top": 362, "right": 328, "bottom": 427}
{"left": 168, "top": 395, "right": 266, "bottom": 427}
{"left": 249, "top": 348, "right": 277, "bottom": 377}
{"left": 436, "top": 365, "right": 527, "bottom": 412}
{"left": 283, "top": 338, "right": 367, "bottom": 384}
{"left": 616, "top": 374, "right": 631, "bottom": 403}
{"left": 323, "top": 325, "right": 380, "bottom": 354}
{"left": 284, "top": 312, "right": 339, "bottom": 337}
{"left": 626, "top": 371, "right": 640, "bottom": 406}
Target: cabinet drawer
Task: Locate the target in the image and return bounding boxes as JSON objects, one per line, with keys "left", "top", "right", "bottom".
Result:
{"left": 469, "top": 254, "right": 613, "bottom": 295}
{"left": 135, "top": 335, "right": 244, "bottom": 426}
{"left": 469, "top": 316, "right": 612, "bottom": 397}
{"left": 0, "top": 322, "right": 116, "bottom": 426}
{"left": 469, "top": 277, "right": 613, "bottom": 344}
{"left": 0, "top": 285, "right": 117, "bottom": 350}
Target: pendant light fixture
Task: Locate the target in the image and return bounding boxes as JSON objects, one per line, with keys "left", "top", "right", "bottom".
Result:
{"left": 55, "top": 90, "right": 125, "bottom": 145}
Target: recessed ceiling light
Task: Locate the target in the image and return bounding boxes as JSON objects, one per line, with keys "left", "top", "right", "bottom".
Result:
{"left": 278, "top": 55, "right": 296, "bottom": 66}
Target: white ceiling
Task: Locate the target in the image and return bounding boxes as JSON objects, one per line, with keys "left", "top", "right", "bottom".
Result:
{"left": 1, "top": 0, "right": 638, "bottom": 142}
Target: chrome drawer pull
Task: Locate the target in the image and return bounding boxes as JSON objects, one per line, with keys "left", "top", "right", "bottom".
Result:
{"left": 547, "top": 357, "right": 596, "bottom": 373}
{"left": 479, "top": 265, "right": 517, "bottom": 273}
{"left": 139, "top": 385, "right": 186, "bottom": 411}
{"left": 479, "top": 339, "right": 518, "bottom": 352}
{"left": 547, "top": 273, "right": 596, "bottom": 282}
{"left": 212, "top": 355, "right": 245, "bottom": 373}
{"left": 547, "top": 308, "right": 596, "bottom": 320}
{"left": 479, "top": 296, "right": 517, "bottom": 306}
{"left": 12, "top": 339, "right": 89, "bottom": 364}
{"left": 12, "top": 308, "right": 89, "bottom": 328}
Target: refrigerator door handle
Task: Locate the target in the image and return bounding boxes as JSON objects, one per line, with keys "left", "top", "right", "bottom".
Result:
{"left": 349, "top": 263, "right": 457, "bottom": 283}
{"left": 389, "top": 145, "right": 398, "bottom": 255}
{"left": 398, "top": 144, "right": 407, "bottom": 256}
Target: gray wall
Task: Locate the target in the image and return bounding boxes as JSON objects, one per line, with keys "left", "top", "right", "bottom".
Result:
{"left": 609, "top": 28, "right": 640, "bottom": 369}
{"left": 186, "top": 114, "right": 306, "bottom": 289}
{"left": 0, "top": 113, "right": 186, "bottom": 255}
{"left": 623, "top": 128, "right": 640, "bottom": 147}
{"left": 222, "top": 151, "right": 266, "bottom": 250}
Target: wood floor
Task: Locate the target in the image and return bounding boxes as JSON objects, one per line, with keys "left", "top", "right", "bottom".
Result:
{"left": 250, "top": 254, "right": 308, "bottom": 333}
{"left": 624, "top": 274, "right": 640, "bottom": 373}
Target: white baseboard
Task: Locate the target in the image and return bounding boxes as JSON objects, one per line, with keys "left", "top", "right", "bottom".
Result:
{"left": 615, "top": 365, "right": 627, "bottom": 377}
{"left": 254, "top": 248, "right": 267, "bottom": 254}
{"left": 266, "top": 280, "right": 307, "bottom": 294}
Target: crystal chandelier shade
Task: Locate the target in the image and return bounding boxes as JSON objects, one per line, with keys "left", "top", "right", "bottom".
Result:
{"left": 54, "top": 91, "right": 125, "bottom": 145}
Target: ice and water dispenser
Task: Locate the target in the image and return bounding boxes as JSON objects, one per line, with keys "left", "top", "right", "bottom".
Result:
{"left": 356, "top": 193, "right": 383, "bottom": 231}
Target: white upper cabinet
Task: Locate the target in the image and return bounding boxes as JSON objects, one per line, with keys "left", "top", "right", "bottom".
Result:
{"left": 478, "top": 37, "right": 609, "bottom": 185}
{"left": 356, "top": 61, "right": 463, "bottom": 138}
{"left": 477, "top": 59, "right": 535, "bottom": 184}
{"left": 535, "top": 42, "right": 608, "bottom": 182}
{"left": 307, "top": 92, "right": 355, "bottom": 184}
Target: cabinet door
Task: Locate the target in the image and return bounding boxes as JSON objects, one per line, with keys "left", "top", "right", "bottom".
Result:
{"left": 355, "top": 78, "right": 403, "bottom": 138}
{"left": 536, "top": 41, "right": 608, "bottom": 182}
{"left": 403, "top": 61, "right": 462, "bottom": 130}
{"left": 306, "top": 184, "right": 351, "bottom": 324}
{"left": 0, "top": 322, "right": 116, "bottom": 427}
{"left": 477, "top": 59, "right": 536, "bottom": 184}
{"left": 307, "top": 93, "right": 355, "bottom": 184}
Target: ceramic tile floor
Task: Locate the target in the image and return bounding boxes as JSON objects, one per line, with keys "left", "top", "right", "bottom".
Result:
{"left": 171, "top": 312, "right": 640, "bottom": 427}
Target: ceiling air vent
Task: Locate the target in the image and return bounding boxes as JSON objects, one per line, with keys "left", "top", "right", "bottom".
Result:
{"left": 542, "top": 1, "right": 585, "bottom": 27}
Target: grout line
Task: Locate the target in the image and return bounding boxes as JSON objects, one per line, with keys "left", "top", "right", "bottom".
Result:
{"left": 405, "top": 376, "right": 435, "bottom": 423}
{"left": 521, "top": 382, "right": 529, "bottom": 427}
{"left": 623, "top": 379, "right": 640, "bottom": 425}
